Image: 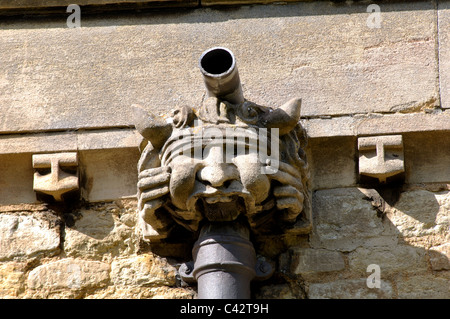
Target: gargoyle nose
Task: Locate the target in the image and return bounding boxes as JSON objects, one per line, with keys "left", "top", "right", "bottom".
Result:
{"left": 197, "top": 164, "right": 240, "bottom": 188}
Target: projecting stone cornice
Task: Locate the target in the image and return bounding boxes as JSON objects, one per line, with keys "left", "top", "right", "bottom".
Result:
{"left": 301, "top": 111, "right": 450, "bottom": 138}
{"left": 0, "top": 128, "right": 141, "bottom": 155}
{"left": 0, "top": 0, "right": 301, "bottom": 10}
{"left": 0, "top": 112, "right": 449, "bottom": 155}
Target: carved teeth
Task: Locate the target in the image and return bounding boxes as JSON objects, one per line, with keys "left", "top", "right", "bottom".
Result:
{"left": 205, "top": 196, "right": 233, "bottom": 204}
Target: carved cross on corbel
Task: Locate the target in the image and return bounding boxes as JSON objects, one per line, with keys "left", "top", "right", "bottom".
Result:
{"left": 358, "top": 135, "right": 404, "bottom": 183}
{"left": 32, "top": 152, "right": 79, "bottom": 201}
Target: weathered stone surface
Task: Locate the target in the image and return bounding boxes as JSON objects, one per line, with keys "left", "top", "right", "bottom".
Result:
{"left": 0, "top": 132, "right": 77, "bottom": 155}
{"left": 32, "top": 152, "right": 79, "bottom": 201}
{"left": 110, "top": 254, "right": 177, "bottom": 287}
{"left": 0, "top": 213, "right": 60, "bottom": 260}
{"left": 0, "top": 0, "right": 197, "bottom": 9}
{"left": 0, "top": 130, "right": 140, "bottom": 155}
{"left": 428, "top": 243, "right": 450, "bottom": 270}
{"left": 64, "top": 201, "right": 137, "bottom": 260}
{"left": 301, "top": 113, "right": 450, "bottom": 139}
{"left": 0, "top": 262, "right": 26, "bottom": 298}
{"left": 358, "top": 135, "right": 404, "bottom": 183}
{"left": 396, "top": 274, "right": 450, "bottom": 299}
{"left": 27, "top": 258, "right": 110, "bottom": 297}
{"left": 286, "top": 248, "right": 345, "bottom": 274}
{"left": 0, "top": 154, "right": 36, "bottom": 205}
{"left": 0, "top": 134, "right": 140, "bottom": 205}
{"left": 310, "top": 188, "right": 391, "bottom": 252}
{"left": 80, "top": 148, "right": 140, "bottom": 202}
{"left": 0, "top": 1, "right": 438, "bottom": 134}
{"left": 355, "top": 113, "right": 450, "bottom": 136}
{"left": 348, "top": 246, "right": 428, "bottom": 274}
{"left": 439, "top": 0, "right": 450, "bottom": 109}
{"left": 403, "top": 132, "right": 450, "bottom": 184}
{"left": 201, "top": 0, "right": 299, "bottom": 5}
{"left": 308, "top": 137, "right": 357, "bottom": 190}
{"left": 254, "top": 284, "right": 297, "bottom": 299}
{"left": 76, "top": 129, "right": 141, "bottom": 151}
{"left": 85, "top": 286, "right": 195, "bottom": 299}
{"left": 308, "top": 279, "right": 393, "bottom": 299}
{"left": 387, "top": 190, "right": 450, "bottom": 238}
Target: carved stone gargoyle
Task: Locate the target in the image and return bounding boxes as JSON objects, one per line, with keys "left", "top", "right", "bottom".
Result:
{"left": 133, "top": 47, "right": 310, "bottom": 298}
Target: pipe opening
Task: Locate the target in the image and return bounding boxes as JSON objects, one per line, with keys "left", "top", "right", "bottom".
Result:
{"left": 200, "top": 48, "right": 234, "bottom": 75}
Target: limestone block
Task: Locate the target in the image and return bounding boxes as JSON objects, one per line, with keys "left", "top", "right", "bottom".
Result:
{"left": 0, "top": 262, "right": 26, "bottom": 298}
{"left": 254, "top": 284, "right": 297, "bottom": 299}
{"left": 396, "top": 274, "right": 450, "bottom": 299}
{"left": 310, "top": 188, "right": 389, "bottom": 252}
{"left": 355, "top": 113, "right": 450, "bottom": 136}
{"left": 348, "top": 246, "right": 428, "bottom": 274}
{"left": 0, "top": 154, "right": 36, "bottom": 205}
{"left": 403, "top": 131, "right": 450, "bottom": 184}
{"left": 0, "top": 213, "right": 60, "bottom": 260}
{"left": 0, "top": 129, "right": 140, "bottom": 155}
{"left": 110, "top": 254, "right": 177, "bottom": 287}
{"left": 76, "top": 129, "right": 141, "bottom": 151}
{"left": 428, "top": 243, "right": 450, "bottom": 271}
{"left": 202, "top": 0, "right": 299, "bottom": 5}
{"left": 80, "top": 148, "right": 140, "bottom": 202}
{"left": 387, "top": 190, "right": 450, "bottom": 238}
{"left": 439, "top": 1, "right": 450, "bottom": 109}
{"left": 84, "top": 285, "right": 195, "bottom": 299}
{"left": 27, "top": 258, "right": 110, "bottom": 293}
{"left": 64, "top": 202, "right": 137, "bottom": 260}
{"left": 308, "top": 279, "right": 393, "bottom": 299}
{"left": 0, "top": 1, "right": 438, "bottom": 134}
{"left": 286, "top": 248, "right": 345, "bottom": 274}
{"left": 0, "top": 132, "right": 77, "bottom": 155}
{"left": 301, "top": 113, "right": 450, "bottom": 139}
{"left": 307, "top": 137, "right": 357, "bottom": 190}
{"left": 0, "top": 0, "right": 197, "bottom": 9}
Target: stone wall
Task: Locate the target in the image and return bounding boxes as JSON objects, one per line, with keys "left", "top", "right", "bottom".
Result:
{"left": 0, "top": 0, "right": 449, "bottom": 299}
{"left": 0, "top": 200, "right": 196, "bottom": 298}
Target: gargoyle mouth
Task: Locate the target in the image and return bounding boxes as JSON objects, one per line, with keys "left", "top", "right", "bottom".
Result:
{"left": 195, "top": 194, "right": 247, "bottom": 222}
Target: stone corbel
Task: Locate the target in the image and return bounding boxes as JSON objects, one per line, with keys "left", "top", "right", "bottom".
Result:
{"left": 358, "top": 135, "right": 404, "bottom": 183}
{"left": 32, "top": 152, "right": 79, "bottom": 202}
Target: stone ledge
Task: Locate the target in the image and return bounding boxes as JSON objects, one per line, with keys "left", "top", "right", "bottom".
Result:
{"left": 0, "top": 0, "right": 198, "bottom": 9}
{"left": 301, "top": 112, "right": 450, "bottom": 138}
{"left": 1, "top": 112, "right": 449, "bottom": 156}
{"left": 200, "top": 0, "right": 301, "bottom": 6}
{"left": 0, "top": 128, "right": 141, "bottom": 155}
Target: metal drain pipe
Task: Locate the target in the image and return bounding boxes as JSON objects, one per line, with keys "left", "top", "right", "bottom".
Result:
{"left": 178, "top": 47, "right": 274, "bottom": 298}
{"left": 180, "top": 222, "right": 272, "bottom": 299}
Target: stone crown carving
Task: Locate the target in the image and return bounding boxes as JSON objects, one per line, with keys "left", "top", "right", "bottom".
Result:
{"left": 134, "top": 47, "right": 311, "bottom": 242}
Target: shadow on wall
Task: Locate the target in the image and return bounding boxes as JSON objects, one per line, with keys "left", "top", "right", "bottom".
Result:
{"left": 0, "top": 1, "right": 436, "bottom": 30}
{"left": 295, "top": 185, "right": 450, "bottom": 299}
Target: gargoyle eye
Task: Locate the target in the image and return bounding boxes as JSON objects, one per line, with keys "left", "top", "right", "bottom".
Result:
{"left": 247, "top": 107, "right": 258, "bottom": 117}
